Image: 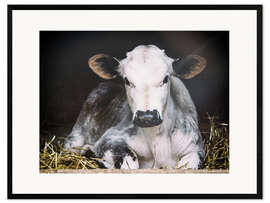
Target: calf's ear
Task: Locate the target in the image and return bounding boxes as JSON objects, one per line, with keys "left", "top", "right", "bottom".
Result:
{"left": 88, "top": 54, "right": 120, "bottom": 80}
{"left": 172, "top": 55, "right": 207, "bottom": 79}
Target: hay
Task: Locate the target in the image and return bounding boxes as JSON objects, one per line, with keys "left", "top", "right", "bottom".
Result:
{"left": 41, "top": 168, "right": 228, "bottom": 174}
{"left": 40, "top": 136, "right": 100, "bottom": 170}
{"left": 201, "top": 114, "right": 229, "bottom": 169}
{"left": 40, "top": 114, "right": 229, "bottom": 171}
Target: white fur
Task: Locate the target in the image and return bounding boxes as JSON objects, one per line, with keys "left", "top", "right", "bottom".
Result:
{"left": 102, "top": 150, "right": 114, "bottom": 169}
{"left": 121, "top": 154, "right": 139, "bottom": 169}
{"left": 176, "top": 152, "right": 201, "bottom": 169}
{"left": 120, "top": 45, "right": 173, "bottom": 119}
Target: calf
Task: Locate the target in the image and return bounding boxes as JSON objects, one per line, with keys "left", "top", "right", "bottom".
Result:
{"left": 64, "top": 45, "right": 206, "bottom": 169}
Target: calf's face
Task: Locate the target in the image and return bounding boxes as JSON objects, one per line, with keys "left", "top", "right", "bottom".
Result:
{"left": 121, "top": 45, "right": 172, "bottom": 127}
{"left": 88, "top": 45, "right": 206, "bottom": 128}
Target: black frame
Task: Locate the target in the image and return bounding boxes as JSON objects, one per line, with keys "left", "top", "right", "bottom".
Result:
{"left": 7, "top": 4, "right": 263, "bottom": 199}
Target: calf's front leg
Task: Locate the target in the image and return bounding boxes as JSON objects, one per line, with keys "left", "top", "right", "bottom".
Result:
{"left": 94, "top": 134, "right": 139, "bottom": 169}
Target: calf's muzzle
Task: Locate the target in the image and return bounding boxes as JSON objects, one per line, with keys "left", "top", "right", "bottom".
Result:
{"left": 133, "top": 110, "right": 162, "bottom": 128}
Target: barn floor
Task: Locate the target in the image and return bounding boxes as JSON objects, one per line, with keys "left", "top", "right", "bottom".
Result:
{"left": 40, "top": 169, "right": 229, "bottom": 174}
{"left": 40, "top": 114, "right": 229, "bottom": 172}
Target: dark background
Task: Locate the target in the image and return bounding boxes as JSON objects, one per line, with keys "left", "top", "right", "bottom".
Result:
{"left": 40, "top": 31, "right": 229, "bottom": 138}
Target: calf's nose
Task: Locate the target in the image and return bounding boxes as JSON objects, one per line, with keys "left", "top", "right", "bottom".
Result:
{"left": 133, "top": 110, "right": 162, "bottom": 128}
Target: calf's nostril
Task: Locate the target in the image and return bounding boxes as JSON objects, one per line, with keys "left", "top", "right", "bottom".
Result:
{"left": 136, "top": 111, "right": 144, "bottom": 120}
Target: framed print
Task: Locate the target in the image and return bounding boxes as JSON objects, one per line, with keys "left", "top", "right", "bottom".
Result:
{"left": 7, "top": 5, "right": 262, "bottom": 199}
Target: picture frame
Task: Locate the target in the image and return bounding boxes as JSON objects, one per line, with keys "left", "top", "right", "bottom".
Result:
{"left": 7, "top": 4, "right": 263, "bottom": 199}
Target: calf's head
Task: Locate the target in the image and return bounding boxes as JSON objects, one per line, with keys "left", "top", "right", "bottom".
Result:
{"left": 88, "top": 45, "right": 206, "bottom": 128}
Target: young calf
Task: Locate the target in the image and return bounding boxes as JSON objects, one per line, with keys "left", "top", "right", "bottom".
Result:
{"left": 64, "top": 45, "right": 206, "bottom": 169}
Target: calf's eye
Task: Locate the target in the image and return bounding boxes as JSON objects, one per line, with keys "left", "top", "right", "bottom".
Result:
{"left": 124, "top": 77, "right": 135, "bottom": 88}
{"left": 162, "top": 75, "right": 169, "bottom": 84}
{"left": 125, "top": 77, "right": 130, "bottom": 86}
